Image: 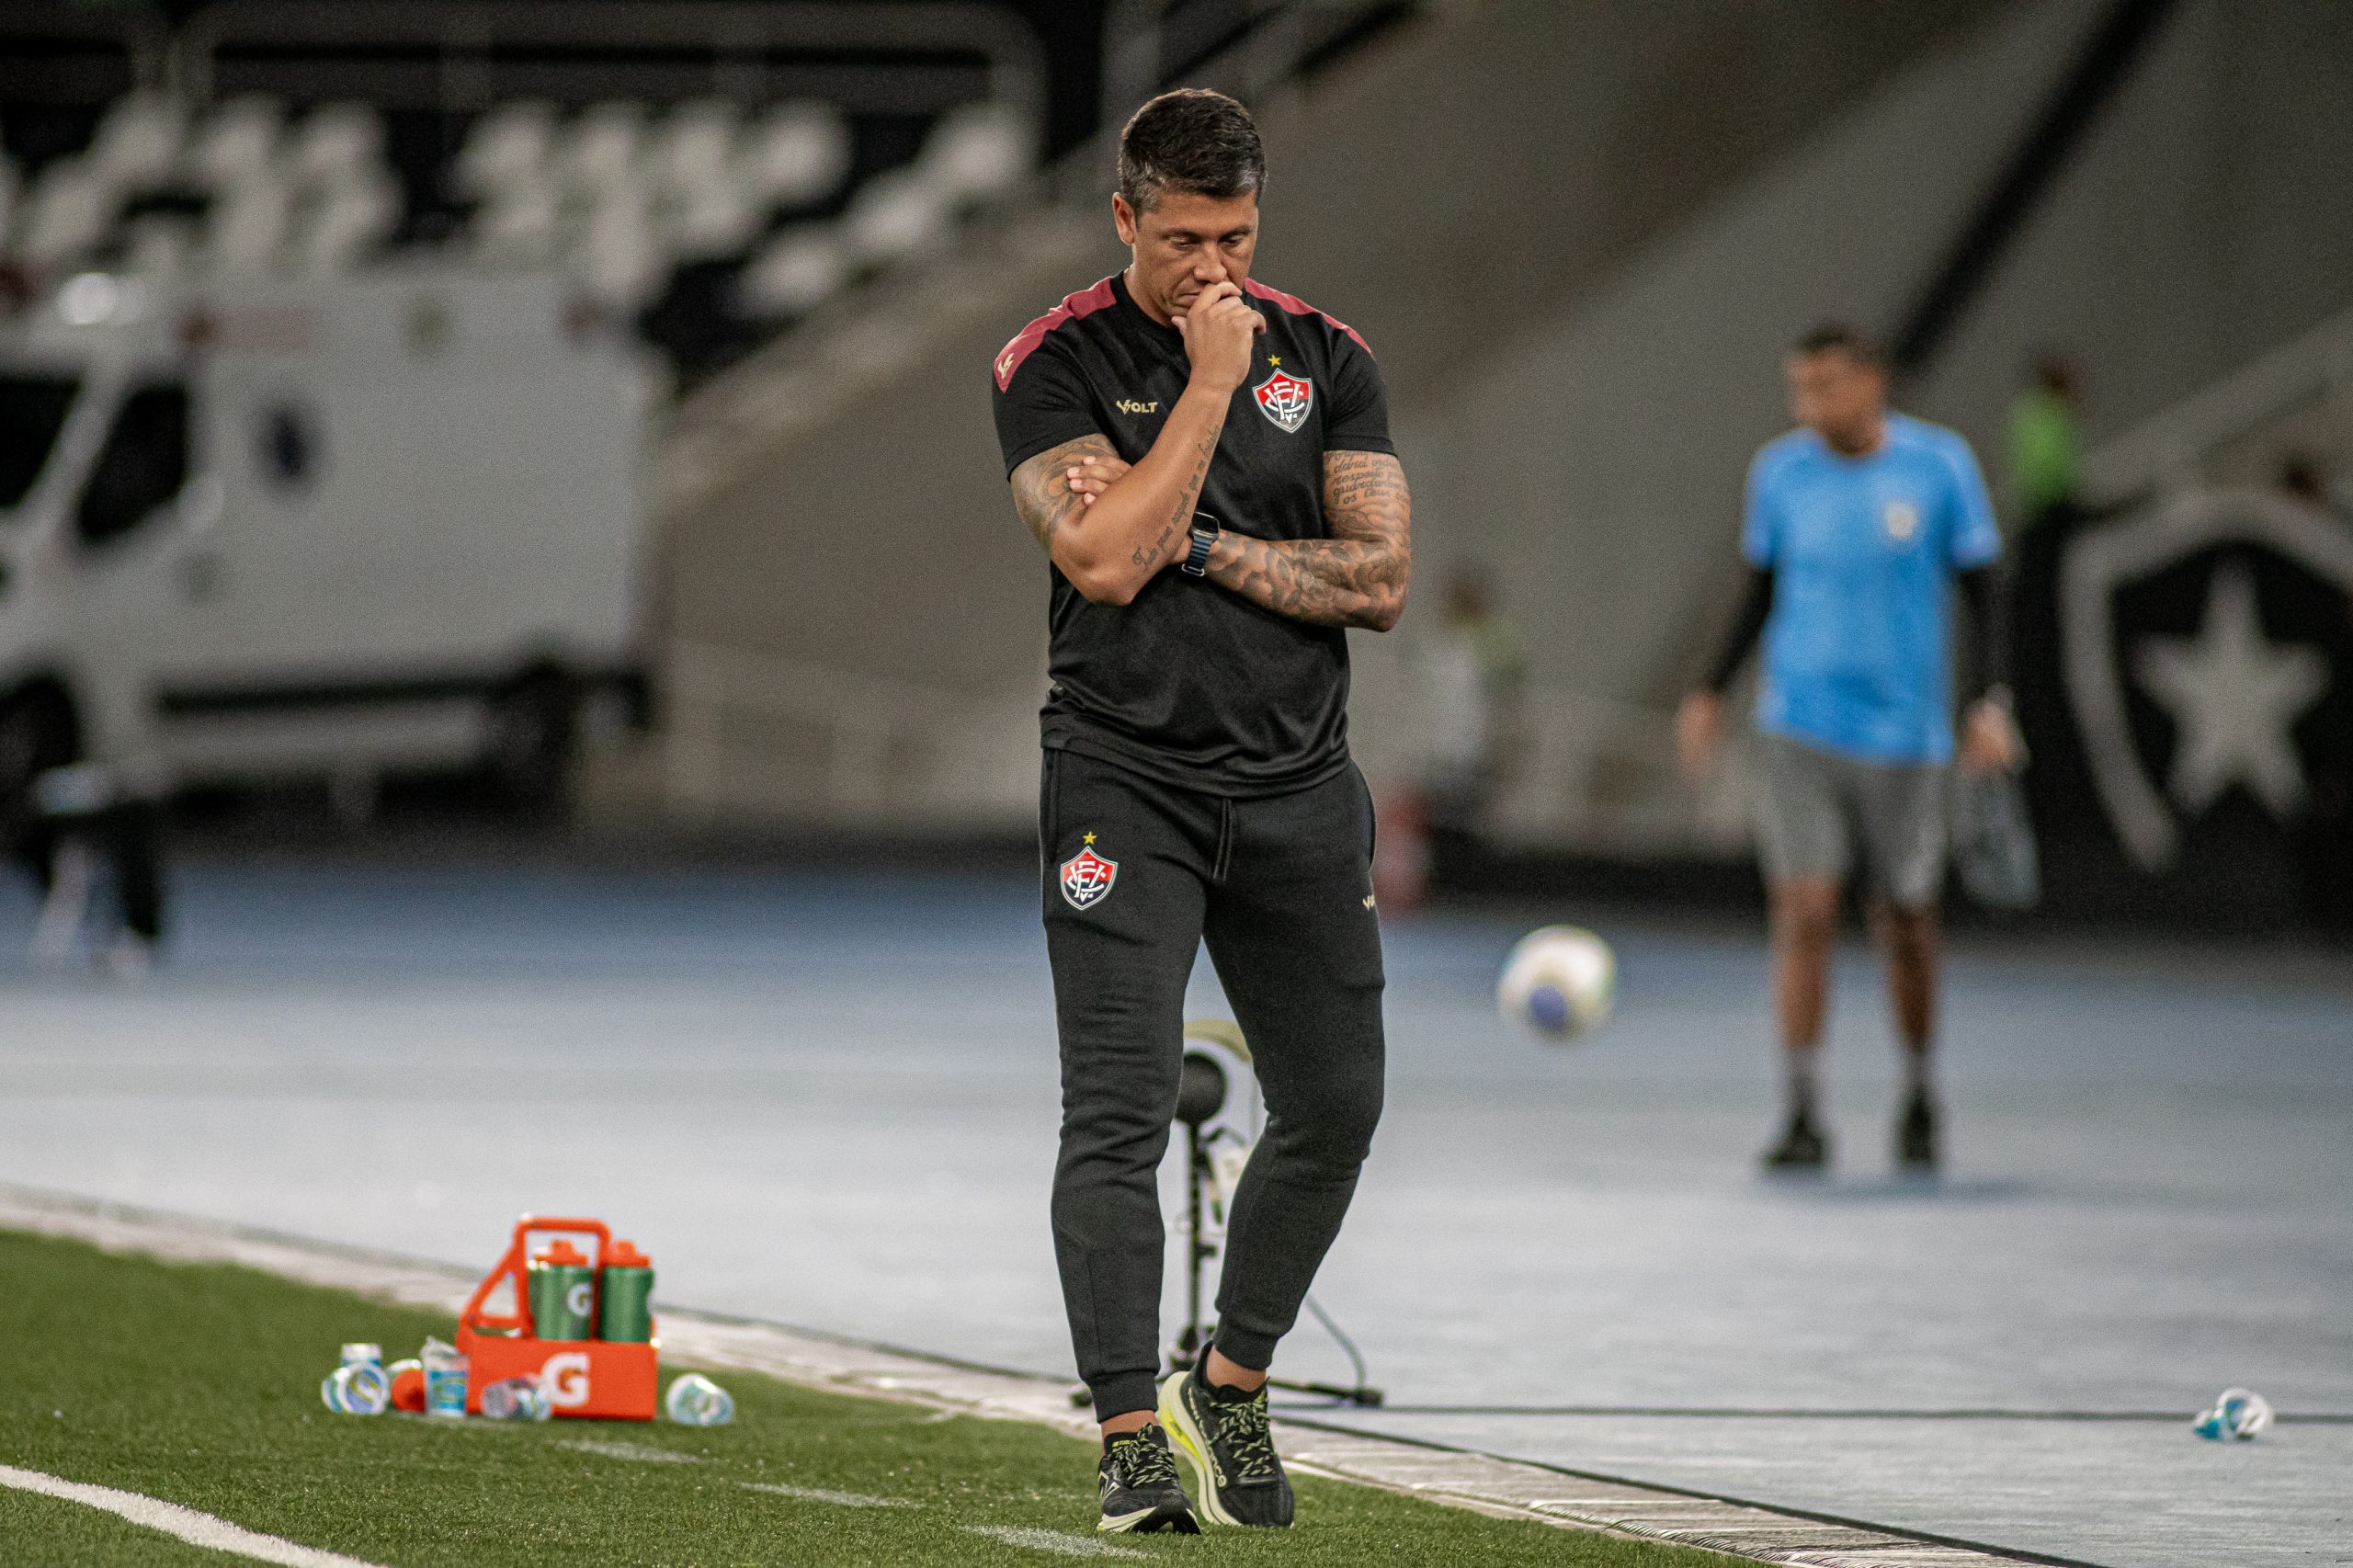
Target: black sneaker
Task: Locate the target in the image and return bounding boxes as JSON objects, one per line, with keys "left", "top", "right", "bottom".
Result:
{"left": 1762, "top": 1105, "right": 1829, "bottom": 1171}
{"left": 1157, "top": 1351, "right": 1293, "bottom": 1528}
{"left": 1896, "top": 1090, "right": 1940, "bottom": 1171}
{"left": 1097, "top": 1423, "right": 1198, "bottom": 1534}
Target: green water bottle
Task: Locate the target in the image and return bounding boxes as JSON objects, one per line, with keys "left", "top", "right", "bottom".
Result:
{"left": 528, "top": 1239, "right": 596, "bottom": 1340}
{"left": 597, "top": 1239, "right": 654, "bottom": 1343}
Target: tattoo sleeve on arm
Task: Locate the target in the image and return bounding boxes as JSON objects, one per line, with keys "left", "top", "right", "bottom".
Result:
{"left": 1206, "top": 449, "right": 1412, "bottom": 630}
{"left": 1008, "top": 433, "right": 1119, "bottom": 554}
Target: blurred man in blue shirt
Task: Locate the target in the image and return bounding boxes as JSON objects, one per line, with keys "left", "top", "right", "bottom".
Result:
{"left": 1680, "top": 324, "right": 2017, "bottom": 1172}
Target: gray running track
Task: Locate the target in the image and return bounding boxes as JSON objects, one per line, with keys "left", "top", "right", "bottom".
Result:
{"left": 0, "top": 865, "right": 2345, "bottom": 1566}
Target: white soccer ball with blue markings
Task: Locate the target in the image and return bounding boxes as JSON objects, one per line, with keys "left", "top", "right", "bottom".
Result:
{"left": 1498, "top": 926, "right": 1616, "bottom": 1043}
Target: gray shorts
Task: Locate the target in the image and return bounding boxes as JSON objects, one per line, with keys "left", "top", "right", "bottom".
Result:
{"left": 1754, "top": 731, "right": 1948, "bottom": 910}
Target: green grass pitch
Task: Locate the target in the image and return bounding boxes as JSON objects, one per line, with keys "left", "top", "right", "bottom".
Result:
{"left": 0, "top": 1229, "right": 1724, "bottom": 1565}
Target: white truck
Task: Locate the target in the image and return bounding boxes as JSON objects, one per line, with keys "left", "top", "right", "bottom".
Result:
{"left": 0, "top": 266, "right": 650, "bottom": 818}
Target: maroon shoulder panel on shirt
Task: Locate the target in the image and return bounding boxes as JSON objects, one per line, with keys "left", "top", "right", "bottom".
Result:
{"left": 994, "top": 275, "right": 1119, "bottom": 392}
{"left": 1242, "top": 278, "right": 1373, "bottom": 358}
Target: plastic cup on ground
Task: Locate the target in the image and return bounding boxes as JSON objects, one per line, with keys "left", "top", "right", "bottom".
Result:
{"left": 2194, "top": 1387, "right": 2274, "bottom": 1439}
{"left": 321, "top": 1360, "right": 391, "bottom": 1415}
{"left": 664, "top": 1373, "right": 733, "bottom": 1426}
{"left": 421, "top": 1337, "right": 469, "bottom": 1419}
{"left": 479, "top": 1376, "right": 553, "bottom": 1421}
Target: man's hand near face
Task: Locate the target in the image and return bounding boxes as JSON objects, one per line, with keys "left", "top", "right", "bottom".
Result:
{"left": 1172, "top": 280, "right": 1262, "bottom": 396}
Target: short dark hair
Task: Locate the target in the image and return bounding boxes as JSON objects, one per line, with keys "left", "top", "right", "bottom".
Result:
{"left": 1792, "top": 322, "right": 1884, "bottom": 366}
{"left": 1118, "top": 89, "right": 1265, "bottom": 212}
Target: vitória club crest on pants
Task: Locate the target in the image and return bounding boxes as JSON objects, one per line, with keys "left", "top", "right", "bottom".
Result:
{"left": 1060, "top": 841, "right": 1118, "bottom": 909}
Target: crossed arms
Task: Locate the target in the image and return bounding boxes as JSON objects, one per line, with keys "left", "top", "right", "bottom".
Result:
{"left": 1008, "top": 434, "right": 1412, "bottom": 631}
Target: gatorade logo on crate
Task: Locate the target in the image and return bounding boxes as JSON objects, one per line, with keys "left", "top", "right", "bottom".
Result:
{"left": 541, "top": 1351, "right": 593, "bottom": 1410}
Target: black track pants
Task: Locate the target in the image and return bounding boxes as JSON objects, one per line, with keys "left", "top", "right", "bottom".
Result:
{"left": 1040, "top": 748, "right": 1386, "bottom": 1421}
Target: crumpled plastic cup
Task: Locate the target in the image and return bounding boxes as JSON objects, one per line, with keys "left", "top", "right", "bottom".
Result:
{"left": 2193, "top": 1387, "right": 2273, "bottom": 1440}
{"left": 479, "top": 1376, "right": 553, "bottom": 1422}
{"left": 321, "top": 1359, "right": 392, "bottom": 1415}
{"left": 664, "top": 1373, "right": 734, "bottom": 1426}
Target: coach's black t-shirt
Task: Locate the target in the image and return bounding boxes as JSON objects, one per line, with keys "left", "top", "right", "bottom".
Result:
{"left": 991, "top": 271, "right": 1394, "bottom": 795}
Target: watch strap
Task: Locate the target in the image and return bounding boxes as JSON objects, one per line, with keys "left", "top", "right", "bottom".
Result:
{"left": 1180, "top": 513, "right": 1220, "bottom": 577}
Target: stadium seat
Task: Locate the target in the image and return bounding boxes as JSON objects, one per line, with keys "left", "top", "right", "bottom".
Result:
{"left": 739, "top": 224, "right": 847, "bottom": 317}
{"left": 88, "top": 93, "right": 186, "bottom": 190}
{"left": 578, "top": 181, "right": 666, "bottom": 308}
{"left": 18, "top": 159, "right": 117, "bottom": 271}
{"left": 560, "top": 102, "right": 648, "bottom": 193}
{"left": 294, "top": 173, "right": 400, "bottom": 276}
{"left": 921, "top": 102, "right": 1032, "bottom": 203}
{"left": 841, "top": 166, "right": 952, "bottom": 267}
{"left": 187, "top": 96, "right": 286, "bottom": 192}
{"left": 650, "top": 99, "right": 741, "bottom": 195}
{"left": 472, "top": 179, "right": 563, "bottom": 265}
{"left": 734, "top": 101, "right": 851, "bottom": 213}
{"left": 124, "top": 212, "right": 196, "bottom": 279}
{"left": 665, "top": 180, "right": 759, "bottom": 262}
{"left": 289, "top": 103, "right": 387, "bottom": 187}
{"left": 204, "top": 173, "right": 293, "bottom": 278}
{"left": 455, "top": 100, "right": 558, "bottom": 198}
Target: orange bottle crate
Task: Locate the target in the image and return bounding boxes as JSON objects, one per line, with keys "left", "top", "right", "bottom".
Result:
{"left": 455, "top": 1215, "right": 658, "bottom": 1421}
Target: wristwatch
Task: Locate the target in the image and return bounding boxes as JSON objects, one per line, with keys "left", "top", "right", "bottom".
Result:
{"left": 1180, "top": 512, "right": 1221, "bottom": 577}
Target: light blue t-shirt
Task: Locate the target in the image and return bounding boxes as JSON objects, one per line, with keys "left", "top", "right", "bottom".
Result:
{"left": 1742, "top": 411, "right": 2001, "bottom": 765}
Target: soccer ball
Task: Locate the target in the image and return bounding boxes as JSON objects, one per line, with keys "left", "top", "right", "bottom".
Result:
{"left": 1498, "top": 926, "right": 1616, "bottom": 1042}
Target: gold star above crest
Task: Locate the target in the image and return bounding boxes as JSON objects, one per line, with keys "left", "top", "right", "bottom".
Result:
{"left": 1083, "top": 832, "right": 1097, "bottom": 846}
{"left": 1267, "top": 356, "right": 1280, "bottom": 367}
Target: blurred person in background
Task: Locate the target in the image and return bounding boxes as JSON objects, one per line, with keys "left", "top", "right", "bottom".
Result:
{"left": 1678, "top": 324, "right": 2016, "bottom": 1174}
{"left": 2006, "top": 352, "right": 2082, "bottom": 531}
{"left": 1418, "top": 563, "right": 1526, "bottom": 862}
{"left": 993, "top": 88, "right": 1408, "bottom": 1533}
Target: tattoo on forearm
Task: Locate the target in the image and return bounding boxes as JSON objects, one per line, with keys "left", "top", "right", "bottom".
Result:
{"left": 1131, "top": 433, "right": 1217, "bottom": 569}
{"left": 1009, "top": 433, "right": 1117, "bottom": 553}
{"left": 1208, "top": 450, "right": 1412, "bottom": 629}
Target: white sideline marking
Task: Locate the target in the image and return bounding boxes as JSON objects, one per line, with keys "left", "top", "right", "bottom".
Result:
{"left": 741, "top": 1480, "right": 915, "bottom": 1508}
{"left": 962, "top": 1524, "right": 1147, "bottom": 1559}
{"left": 0, "top": 1463, "right": 388, "bottom": 1568}
{"left": 561, "top": 1437, "right": 703, "bottom": 1464}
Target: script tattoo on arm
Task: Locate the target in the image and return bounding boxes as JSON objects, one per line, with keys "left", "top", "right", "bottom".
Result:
{"left": 1205, "top": 449, "right": 1412, "bottom": 630}
{"left": 1009, "top": 432, "right": 1120, "bottom": 554}
{"left": 1130, "top": 427, "right": 1219, "bottom": 573}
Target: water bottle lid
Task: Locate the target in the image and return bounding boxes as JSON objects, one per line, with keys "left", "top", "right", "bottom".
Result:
{"left": 533, "top": 1239, "right": 590, "bottom": 1267}
{"left": 605, "top": 1238, "right": 652, "bottom": 1268}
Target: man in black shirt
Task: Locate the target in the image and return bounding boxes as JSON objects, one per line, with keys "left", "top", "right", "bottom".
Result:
{"left": 991, "top": 89, "right": 1410, "bottom": 1534}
